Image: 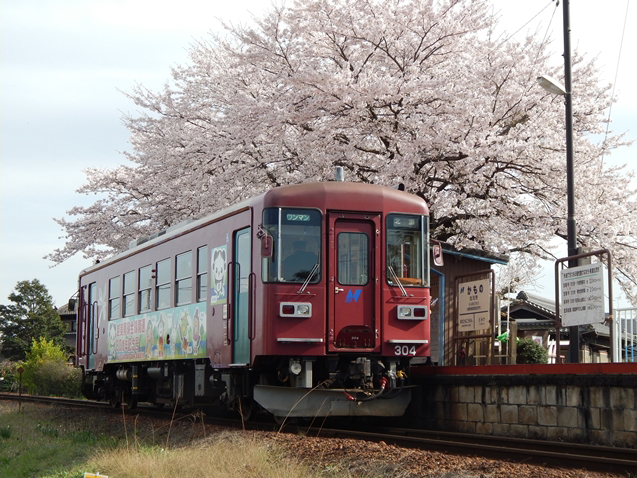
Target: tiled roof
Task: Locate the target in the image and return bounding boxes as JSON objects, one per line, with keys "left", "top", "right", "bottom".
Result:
{"left": 503, "top": 291, "right": 615, "bottom": 338}
{"left": 56, "top": 303, "right": 76, "bottom": 316}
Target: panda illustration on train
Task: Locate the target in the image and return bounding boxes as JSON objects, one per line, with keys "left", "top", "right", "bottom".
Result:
{"left": 76, "top": 176, "right": 431, "bottom": 419}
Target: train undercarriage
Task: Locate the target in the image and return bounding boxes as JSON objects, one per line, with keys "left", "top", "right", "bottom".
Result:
{"left": 81, "top": 355, "right": 413, "bottom": 419}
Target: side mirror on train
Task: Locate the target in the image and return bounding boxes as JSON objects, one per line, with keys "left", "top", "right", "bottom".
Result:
{"left": 432, "top": 241, "right": 444, "bottom": 267}
{"left": 261, "top": 234, "right": 273, "bottom": 258}
{"left": 68, "top": 298, "right": 76, "bottom": 311}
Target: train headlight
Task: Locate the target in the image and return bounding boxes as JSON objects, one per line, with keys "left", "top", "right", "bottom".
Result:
{"left": 398, "top": 306, "right": 412, "bottom": 318}
{"left": 279, "top": 302, "right": 312, "bottom": 318}
{"left": 397, "top": 305, "right": 427, "bottom": 320}
{"left": 297, "top": 304, "right": 310, "bottom": 315}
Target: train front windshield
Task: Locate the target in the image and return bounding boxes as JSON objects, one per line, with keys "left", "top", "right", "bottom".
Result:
{"left": 262, "top": 208, "right": 322, "bottom": 283}
{"left": 386, "top": 214, "right": 429, "bottom": 287}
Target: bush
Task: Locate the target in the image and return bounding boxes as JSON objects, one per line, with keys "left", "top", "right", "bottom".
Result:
{"left": 30, "top": 360, "right": 82, "bottom": 397}
{"left": 516, "top": 338, "right": 549, "bottom": 364}
{"left": 0, "top": 361, "right": 20, "bottom": 392}
{"left": 22, "top": 337, "right": 82, "bottom": 397}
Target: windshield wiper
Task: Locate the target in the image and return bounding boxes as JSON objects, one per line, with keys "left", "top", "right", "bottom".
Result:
{"left": 297, "top": 263, "right": 319, "bottom": 294}
{"left": 388, "top": 266, "right": 407, "bottom": 297}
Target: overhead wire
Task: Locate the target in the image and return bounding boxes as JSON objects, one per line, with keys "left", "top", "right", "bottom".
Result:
{"left": 483, "top": 2, "right": 561, "bottom": 124}
{"left": 601, "top": 0, "right": 631, "bottom": 165}
{"left": 492, "top": 0, "right": 631, "bottom": 153}
{"left": 492, "top": 1, "right": 554, "bottom": 51}
{"left": 524, "top": 1, "right": 560, "bottom": 90}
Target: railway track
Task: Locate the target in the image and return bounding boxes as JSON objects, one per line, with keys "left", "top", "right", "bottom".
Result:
{"left": 328, "top": 425, "right": 637, "bottom": 475}
{"left": 0, "top": 393, "right": 107, "bottom": 409}
{"left": 3, "top": 393, "right": 636, "bottom": 475}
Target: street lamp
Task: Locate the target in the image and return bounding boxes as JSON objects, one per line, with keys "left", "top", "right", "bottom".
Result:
{"left": 536, "top": 75, "right": 566, "bottom": 96}
{"left": 537, "top": 0, "right": 579, "bottom": 363}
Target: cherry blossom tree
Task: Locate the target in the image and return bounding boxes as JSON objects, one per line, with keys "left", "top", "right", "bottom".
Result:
{"left": 48, "top": 0, "right": 637, "bottom": 302}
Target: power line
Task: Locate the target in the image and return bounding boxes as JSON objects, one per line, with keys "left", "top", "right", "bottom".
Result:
{"left": 493, "top": 1, "right": 554, "bottom": 50}
{"left": 602, "top": 0, "right": 631, "bottom": 164}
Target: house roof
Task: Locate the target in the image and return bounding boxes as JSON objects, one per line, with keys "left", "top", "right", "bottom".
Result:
{"left": 501, "top": 290, "right": 611, "bottom": 337}
{"left": 435, "top": 242, "right": 509, "bottom": 265}
{"left": 505, "top": 291, "right": 556, "bottom": 322}
{"left": 56, "top": 303, "right": 76, "bottom": 318}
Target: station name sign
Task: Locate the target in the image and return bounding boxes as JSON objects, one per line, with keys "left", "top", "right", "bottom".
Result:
{"left": 457, "top": 278, "right": 490, "bottom": 332}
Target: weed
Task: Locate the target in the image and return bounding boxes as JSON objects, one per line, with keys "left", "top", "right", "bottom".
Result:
{"left": 0, "top": 401, "right": 343, "bottom": 478}
{"left": 36, "top": 423, "right": 60, "bottom": 438}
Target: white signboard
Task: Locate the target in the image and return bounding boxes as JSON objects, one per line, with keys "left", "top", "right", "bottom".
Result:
{"left": 458, "top": 279, "right": 491, "bottom": 332}
{"left": 560, "top": 263, "right": 605, "bottom": 326}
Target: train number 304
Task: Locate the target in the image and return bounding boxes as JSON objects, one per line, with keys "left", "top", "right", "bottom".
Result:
{"left": 394, "top": 345, "right": 417, "bottom": 356}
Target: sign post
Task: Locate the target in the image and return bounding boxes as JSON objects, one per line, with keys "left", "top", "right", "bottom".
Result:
{"left": 458, "top": 279, "right": 491, "bottom": 332}
{"left": 554, "top": 249, "right": 614, "bottom": 363}
{"left": 17, "top": 366, "right": 23, "bottom": 413}
{"left": 454, "top": 271, "right": 495, "bottom": 365}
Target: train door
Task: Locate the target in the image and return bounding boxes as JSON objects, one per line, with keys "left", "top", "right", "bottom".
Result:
{"left": 232, "top": 227, "right": 251, "bottom": 364}
{"left": 328, "top": 213, "right": 381, "bottom": 351}
{"left": 87, "top": 282, "right": 97, "bottom": 369}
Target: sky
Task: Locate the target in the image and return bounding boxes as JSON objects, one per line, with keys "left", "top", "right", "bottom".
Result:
{"left": 1, "top": 0, "right": 635, "bottom": 309}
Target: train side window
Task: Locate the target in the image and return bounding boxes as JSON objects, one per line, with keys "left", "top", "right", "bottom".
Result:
{"left": 139, "top": 265, "right": 152, "bottom": 313}
{"left": 156, "top": 259, "right": 171, "bottom": 310}
{"left": 176, "top": 251, "right": 193, "bottom": 306}
{"left": 123, "top": 271, "right": 136, "bottom": 317}
{"left": 196, "top": 246, "right": 208, "bottom": 302}
{"left": 108, "top": 276, "right": 121, "bottom": 319}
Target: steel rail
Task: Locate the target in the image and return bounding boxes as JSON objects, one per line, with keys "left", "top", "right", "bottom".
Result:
{"left": 0, "top": 393, "right": 106, "bottom": 409}
{"left": 319, "top": 425, "right": 637, "bottom": 475}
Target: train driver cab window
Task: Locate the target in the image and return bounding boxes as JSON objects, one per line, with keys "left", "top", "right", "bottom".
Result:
{"left": 386, "top": 214, "right": 428, "bottom": 288}
{"left": 108, "top": 276, "right": 121, "bottom": 319}
{"left": 176, "top": 251, "right": 192, "bottom": 306}
{"left": 139, "top": 265, "right": 152, "bottom": 313}
{"left": 262, "top": 208, "right": 322, "bottom": 283}
{"left": 156, "top": 259, "right": 171, "bottom": 310}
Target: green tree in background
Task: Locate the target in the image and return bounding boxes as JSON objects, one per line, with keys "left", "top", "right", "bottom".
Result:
{"left": 0, "top": 279, "right": 67, "bottom": 361}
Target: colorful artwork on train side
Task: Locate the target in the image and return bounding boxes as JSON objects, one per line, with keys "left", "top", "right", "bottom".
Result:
{"left": 210, "top": 245, "right": 227, "bottom": 305}
{"left": 107, "top": 303, "right": 207, "bottom": 363}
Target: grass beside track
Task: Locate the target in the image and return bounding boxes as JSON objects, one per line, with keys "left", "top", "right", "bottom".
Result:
{"left": 0, "top": 401, "right": 341, "bottom": 478}
{"left": 1, "top": 401, "right": 123, "bottom": 477}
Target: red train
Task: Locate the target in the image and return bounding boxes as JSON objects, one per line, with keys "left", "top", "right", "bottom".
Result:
{"left": 76, "top": 180, "right": 430, "bottom": 419}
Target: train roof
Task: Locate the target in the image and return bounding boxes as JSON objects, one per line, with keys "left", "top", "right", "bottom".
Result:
{"left": 260, "top": 181, "right": 429, "bottom": 214}
{"left": 80, "top": 195, "right": 254, "bottom": 276}
{"left": 80, "top": 180, "right": 428, "bottom": 276}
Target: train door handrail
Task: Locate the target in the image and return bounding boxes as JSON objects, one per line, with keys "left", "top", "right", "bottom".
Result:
{"left": 248, "top": 272, "right": 256, "bottom": 340}
{"left": 226, "top": 261, "right": 234, "bottom": 345}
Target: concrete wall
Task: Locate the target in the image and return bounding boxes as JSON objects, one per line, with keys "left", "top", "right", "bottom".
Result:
{"left": 411, "top": 372, "right": 637, "bottom": 448}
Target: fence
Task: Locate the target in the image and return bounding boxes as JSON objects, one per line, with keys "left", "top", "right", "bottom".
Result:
{"left": 613, "top": 308, "right": 637, "bottom": 362}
